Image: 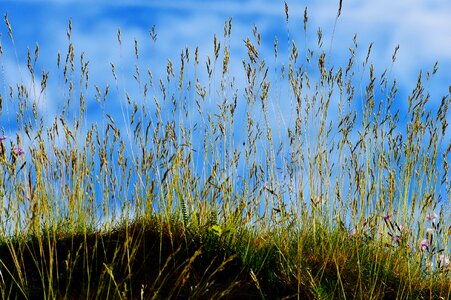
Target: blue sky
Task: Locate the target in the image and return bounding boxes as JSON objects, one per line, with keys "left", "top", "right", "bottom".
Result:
{"left": 1, "top": 0, "right": 450, "bottom": 124}
{"left": 0, "top": 0, "right": 451, "bottom": 123}
{"left": 1, "top": 0, "right": 451, "bottom": 216}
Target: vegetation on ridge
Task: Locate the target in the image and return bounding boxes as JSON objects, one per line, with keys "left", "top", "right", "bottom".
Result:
{"left": 0, "top": 2, "right": 450, "bottom": 299}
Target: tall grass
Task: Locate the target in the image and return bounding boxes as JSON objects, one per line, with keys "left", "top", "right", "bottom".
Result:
{"left": 0, "top": 3, "right": 450, "bottom": 299}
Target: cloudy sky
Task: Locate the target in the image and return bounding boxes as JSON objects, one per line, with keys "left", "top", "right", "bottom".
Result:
{"left": 0, "top": 0, "right": 450, "bottom": 223}
{"left": 1, "top": 0, "right": 450, "bottom": 149}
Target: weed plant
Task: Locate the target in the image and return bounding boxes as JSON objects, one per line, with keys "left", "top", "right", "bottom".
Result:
{"left": 0, "top": 2, "right": 450, "bottom": 299}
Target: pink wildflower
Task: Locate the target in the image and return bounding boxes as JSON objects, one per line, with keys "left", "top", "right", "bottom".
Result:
{"left": 420, "top": 239, "right": 430, "bottom": 252}
{"left": 383, "top": 213, "right": 392, "bottom": 221}
{"left": 13, "top": 146, "right": 24, "bottom": 156}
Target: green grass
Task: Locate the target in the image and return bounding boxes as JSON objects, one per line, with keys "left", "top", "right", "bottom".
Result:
{"left": 0, "top": 3, "right": 450, "bottom": 299}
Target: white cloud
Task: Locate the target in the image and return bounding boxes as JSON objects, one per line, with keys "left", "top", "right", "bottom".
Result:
{"left": 2, "top": 0, "right": 450, "bottom": 130}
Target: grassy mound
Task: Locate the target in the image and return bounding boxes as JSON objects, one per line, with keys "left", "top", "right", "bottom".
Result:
{"left": 1, "top": 217, "right": 450, "bottom": 299}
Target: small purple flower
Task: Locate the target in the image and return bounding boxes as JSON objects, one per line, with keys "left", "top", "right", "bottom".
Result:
{"left": 13, "top": 146, "right": 24, "bottom": 156}
{"left": 0, "top": 135, "right": 6, "bottom": 142}
{"left": 349, "top": 228, "right": 357, "bottom": 236}
{"left": 420, "top": 239, "right": 430, "bottom": 252}
{"left": 383, "top": 213, "right": 392, "bottom": 221}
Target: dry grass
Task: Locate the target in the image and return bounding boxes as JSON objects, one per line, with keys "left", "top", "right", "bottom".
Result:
{"left": 0, "top": 3, "right": 450, "bottom": 299}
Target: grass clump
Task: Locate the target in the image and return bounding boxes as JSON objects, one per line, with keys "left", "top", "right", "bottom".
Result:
{"left": 0, "top": 2, "right": 450, "bottom": 299}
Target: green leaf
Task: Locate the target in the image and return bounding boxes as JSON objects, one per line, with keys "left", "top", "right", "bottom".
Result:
{"left": 210, "top": 225, "right": 222, "bottom": 236}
